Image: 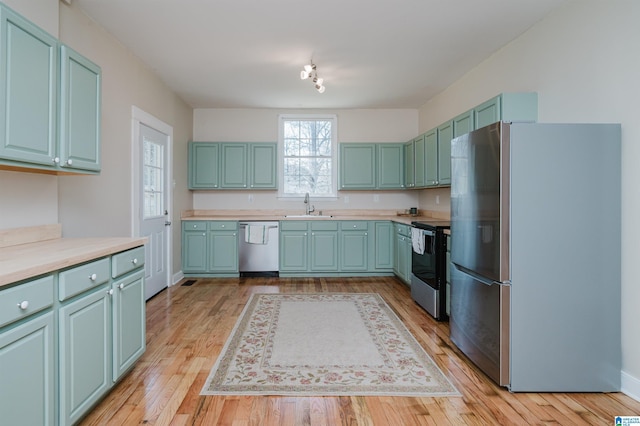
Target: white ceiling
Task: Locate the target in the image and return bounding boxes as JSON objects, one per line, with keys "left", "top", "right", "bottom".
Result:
{"left": 72, "top": 0, "right": 567, "bottom": 110}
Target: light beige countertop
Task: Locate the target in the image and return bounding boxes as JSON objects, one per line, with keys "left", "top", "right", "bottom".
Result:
{"left": 181, "top": 209, "right": 450, "bottom": 226}
{"left": 0, "top": 225, "right": 146, "bottom": 288}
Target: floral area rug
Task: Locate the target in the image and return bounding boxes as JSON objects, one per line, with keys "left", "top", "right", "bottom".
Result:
{"left": 201, "top": 293, "right": 460, "bottom": 396}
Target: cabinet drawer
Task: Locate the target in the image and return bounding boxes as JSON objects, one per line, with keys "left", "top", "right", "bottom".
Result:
{"left": 310, "top": 221, "right": 338, "bottom": 231}
{"left": 183, "top": 221, "right": 207, "bottom": 231}
{"left": 280, "top": 221, "right": 308, "bottom": 231}
{"left": 209, "top": 221, "right": 238, "bottom": 231}
{"left": 59, "top": 258, "right": 110, "bottom": 301}
{"left": 340, "top": 221, "right": 368, "bottom": 231}
{"left": 112, "top": 246, "right": 145, "bottom": 278}
{"left": 394, "top": 223, "right": 410, "bottom": 237}
{"left": 0, "top": 275, "right": 54, "bottom": 328}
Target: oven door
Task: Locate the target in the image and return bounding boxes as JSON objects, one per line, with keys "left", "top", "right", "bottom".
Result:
{"left": 411, "top": 229, "right": 437, "bottom": 289}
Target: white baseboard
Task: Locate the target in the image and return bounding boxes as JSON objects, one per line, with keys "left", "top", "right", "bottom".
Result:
{"left": 622, "top": 370, "right": 640, "bottom": 402}
{"left": 172, "top": 270, "right": 184, "bottom": 286}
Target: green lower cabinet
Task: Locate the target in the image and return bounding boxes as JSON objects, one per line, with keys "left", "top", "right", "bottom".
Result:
{"left": 0, "top": 311, "right": 55, "bottom": 426}
{"left": 393, "top": 224, "right": 412, "bottom": 284}
{"left": 279, "top": 230, "right": 309, "bottom": 271}
{"left": 340, "top": 222, "right": 369, "bottom": 271}
{"left": 373, "top": 221, "right": 394, "bottom": 270}
{"left": 59, "top": 286, "right": 112, "bottom": 425}
{"left": 209, "top": 230, "right": 239, "bottom": 273}
{"left": 182, "top": 228, "right": 208, "bottom": 273}
{"left": 310, "top": 231, "right": 339, "bottom": 271}
{"left": 112, "top": 271, "right": 145, "bottom": 382}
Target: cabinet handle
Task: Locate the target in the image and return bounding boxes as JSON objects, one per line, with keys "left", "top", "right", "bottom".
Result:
{"left": 202, "top": 233, "right": 206, "bottom": 236}
{"left": 52, "top": 157, "right": 60, "bottom": 164}
{"left": 119, "top": 283, "right": 124, "bottom": 290}
{"left": 17, "top": 300, "right": 29, "bottom": 310}
{"left": 365, "top": 233, "right": 368, "bottom": 236}
{"left": 65, "top": 159, "right": 73, "bottom": 166}
{"left": 353, "top": 225, "right": 357, "bottom": 228}
{"left": 221, "top": 224, "right": 225, "bottom": 228}
{"left": 132, "top": 258, "right": 138, "bottom": 265}
{"left": 107, "top": 289, "right": 114, "bottom": 295}
{"left": 89, "top": 273, "right": 97, "bottom": 281}
{"left": 193, "top": 224, "right": 197, "bottom": 228}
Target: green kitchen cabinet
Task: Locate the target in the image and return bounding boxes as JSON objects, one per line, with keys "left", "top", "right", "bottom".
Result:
{"left": 424, "top": 128, "right": 438, "bottom": 187}
{"left": 413, "top": 135, "right": 426, "bottom": 188}
{"left": 373, "top": 221, "right": 394, "bottom": 271}
{"left": 112, "top": 270, "right": 145, "bottom": 382}
{"left": 0, "top": 4, "right": 58, "bottom": 169}
{"left": 437, "top": 120, "right": 453, "bottom": 186}
{"left": 249, "top": 143, "right": 277, "bottom": 189}
{"left": 377, "top": 143, "right": 404, "bottom": 189}
{"left": 189, "top": 142, "right": 219, "bottom": 189}
{"left": 59, "top": 286, "right": 112, "bottom": 425}
{"left": 279, "top": 221, "right": 309, "bottom": 272}
{"left": 310, "top": 221, "right": 339, "bottom": 271}
{"left": 220, "top": 143, "right": 248, "bottom": 188}
{"left": 453, "top": 110, "right": 474, "bottom": 139}
{"left": 393, "top": 223, "right": 412, "bottom": 284}
{"left": 0, "top": 275, "right": 55, "bottom": 426}
{"left": 59, "top": 45, "right": 101, "bottom": 172}
{"left": 404, "top": 141, "right": 415, "bottom": 188}
{"left": 339, "top": 221, "right": 369, "bottom": 271}
{"left": 474, "top": 93, "right": 538, "bottom": 129}
{"left": 208, "top": 221, "right": 239, "bottom": 273}
{"left": 182, "top": 221, "right": 208, "bottom": 273}
{"left": 339, "top": 143, "right": 376, "bottom": 190}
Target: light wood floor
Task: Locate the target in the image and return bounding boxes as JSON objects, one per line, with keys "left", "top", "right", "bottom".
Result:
{"left": 80, "top": 276, "right": 640, "bottom": 425}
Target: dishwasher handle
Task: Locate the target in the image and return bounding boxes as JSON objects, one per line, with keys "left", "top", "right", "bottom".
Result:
{"left": 239, "top": 223, "right": 279, "bottom": 230}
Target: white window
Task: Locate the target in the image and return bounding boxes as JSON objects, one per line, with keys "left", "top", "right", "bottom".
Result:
{"left": 278, "top": 114, "right": 337, "bottom": 198}
{"left": 143, "top": 139, "right": 164, "bottom": 218}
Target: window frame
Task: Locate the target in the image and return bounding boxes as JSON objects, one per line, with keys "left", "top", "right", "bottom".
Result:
{"left": 278, "top": 114, "right": 338, "bottom": 199}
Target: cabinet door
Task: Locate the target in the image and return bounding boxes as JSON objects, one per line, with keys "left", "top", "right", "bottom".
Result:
{"left": 279, "top": 231, "right": 308, "bottom": 271}
{"left": 404, "top": 141, "right": 415, "bottom": 188}
{"left": 474, "top": 96, "right": 501, "bottom": 129}
{"left": 339, "top": 144, "right": 375, "bottom": 190}
{"left": 0, "top": 312, "right": 54, "bottom": 426}
{"left": 413, "top": 135, "right": 426, "bottom": 188}
{"left": 249, "top": 143, "right": 277, "bottom": 189}
{"left": 220, "top": 143, "right": 248, "bottom": 188}
{"left": 395, "top": 233, "right": 411, "bottom": 283}
{"left": 182, "top": 230, "right": 208, "bottom": 273}
{"left": 208, "top": 231, "right": 238, "bottom": 272}
{"left": 59, "top": 288, "right": 111, "bottom": 426}
{"left": 0, "top": 5, "right": 58, "bottom": 167}
{"left": 59, "top": 45, "right": 101, "bottom": 172}
{"left": 424, "top": 128, "right": 438, "bottom": 187}
{"left": 340, "top": 231, "right": 368, "bottom": 271}
{"left": 377, "top": 144, "right": 404, "bottom": 189}
{"left": 373, "top": 221, "right": 393, "bottom": 270}
{"left": 453, "top": 110, "right": 474, "bottom": 139}
{"left": 189, "top": 142, "right": 220, "bottom": 189}
{"left": 112, "top": 271, "right": 145, "bottom": 381}
{"left": 437, "top": 121, "right": 453, "bottom": 186}
{"left": 310, "top": 231, "right": 338, "bottom": 271}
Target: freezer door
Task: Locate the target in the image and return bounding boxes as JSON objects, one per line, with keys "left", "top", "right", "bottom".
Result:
{"left": 450, "top": 122, "right": 510, "bottom": 282}
{"left": 449, "top": 265, "right": 510, "bottom": 386}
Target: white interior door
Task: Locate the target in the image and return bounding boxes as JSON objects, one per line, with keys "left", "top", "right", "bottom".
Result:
{"left": 139, "top": 123, "right": 169, "bottom": 299}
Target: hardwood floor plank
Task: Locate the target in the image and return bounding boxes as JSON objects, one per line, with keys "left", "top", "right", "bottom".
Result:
{"left": 78, "top": 277, "right": 640, "bottom": 425}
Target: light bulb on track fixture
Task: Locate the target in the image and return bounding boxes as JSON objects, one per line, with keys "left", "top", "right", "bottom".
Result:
{"left": 300, "top": 61, "right": 325, "bottom": 93}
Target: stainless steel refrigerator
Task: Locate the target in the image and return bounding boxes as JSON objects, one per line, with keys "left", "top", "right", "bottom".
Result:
{"left": 450, "top": 121, "right": 621, "bottom": 392}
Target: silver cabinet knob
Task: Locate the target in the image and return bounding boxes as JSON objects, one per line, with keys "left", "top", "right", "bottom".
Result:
{"left": 18, "top": 300, "right": 29, "bottom": 310}
{"left": 119, "top": 283, "right": 124, "bottom": 290}
{"left": 132, "top": 258, "right": 138, "bottom": 265}
{"left": 107, "top": 289, "right": 114, "bottom": 295}
{"left": 66, "top": 159, "right": 73, "bottom": 166}
{"left": 53, "top": 157, "right": 60, "bottom": 164}
{"left": 89, "top": 273, "right": 97, "bottom": 281}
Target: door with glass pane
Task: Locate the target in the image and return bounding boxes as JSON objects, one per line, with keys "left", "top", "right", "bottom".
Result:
{"left": 139, "top": 123, "right": 169, "bottom": 299}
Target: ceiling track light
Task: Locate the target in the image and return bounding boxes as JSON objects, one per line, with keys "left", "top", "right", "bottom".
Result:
{"left": 300, "top": 61, "right": 325, "bottom": 93}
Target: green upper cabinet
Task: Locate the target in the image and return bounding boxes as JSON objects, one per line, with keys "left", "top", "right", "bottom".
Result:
{"left": 413, "top": 135, "right": 426, "bottom": 188}
{"left": 404, "top": 140, "right": 415, "bottom": 188}
{"left": 59, "top": 45, "right": 101, "bottom": 172}
{"left": 453, "top": 110, "right": 474, "bottom": 139}
{"left": 437, "top": 120, "right": 453, "bottom": 186}
{"left": 339, "top": 143, "right": 376, "bottom": 190}
{"left": 189, "top": 142, "right": 219, "bottom": 189}
{"left": 188, "top": 142, "right": 277, "bottom": 190}
{"left": 0, "top": 3, "right": 102, "bottom": 174}
{"left": 377, "top": 144, "right": 404, "bottom": 189}
{"left": 424, "top": 128, "right": 438, "bottom": 187}
{"left": 474, "top": 93, "right": 538, "bottom": 129}
{"left": 249, "top": 143, "right": 277, "bottom": 189}
{"left": 220, "top": 143, "right": 248, "bottom": 188}
{"left": 0, "top": 4, "right": 58, "bottom": 168}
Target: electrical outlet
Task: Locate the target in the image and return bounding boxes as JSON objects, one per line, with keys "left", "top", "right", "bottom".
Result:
{"left": 344, "top": 196, "right": 350, "bottom": 204}
{"left": 373, "top": 194, "right": 380, "bottom": 202}
{"left": 248, "top": 194, "right": 254, "bottom": 203}
{"left": 436, "top": 195, "right": 440, "bottom": 205}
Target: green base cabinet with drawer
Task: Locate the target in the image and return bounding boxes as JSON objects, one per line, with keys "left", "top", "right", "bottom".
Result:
{"left": 182, "top": 221, "right": 239, "bottom": 276}
{"left": 393, "top": 223, "right": 412, "bottom": 284}
{"left": 279, "top": 221, "right": 309, "bottom": 272}
{"left": 339, "top": 221, "right": 369, "bottom": 272}
{"left": 0, "top": 275, "right": 55, "bottom": 426}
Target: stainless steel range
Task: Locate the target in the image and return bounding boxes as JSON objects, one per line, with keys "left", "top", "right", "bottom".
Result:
{"left": 410, "top": 220, "right": 450, "bottom": 321}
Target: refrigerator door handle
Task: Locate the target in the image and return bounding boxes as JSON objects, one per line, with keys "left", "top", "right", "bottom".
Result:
{"left": 453, "top": 263, "right": 508, "bottom": 286}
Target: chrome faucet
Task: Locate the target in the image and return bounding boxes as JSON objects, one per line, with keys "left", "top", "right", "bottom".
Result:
{"left": 304, "top": 192, "right": 315, "bottom": 215}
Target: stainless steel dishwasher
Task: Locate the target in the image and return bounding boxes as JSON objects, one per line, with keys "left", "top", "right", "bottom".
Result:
{"left": 238, "top": 221, "right": 279, "bottom": 276}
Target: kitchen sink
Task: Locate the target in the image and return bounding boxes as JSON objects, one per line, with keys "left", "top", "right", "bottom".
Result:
{"left": 284, "top": 215, "right": 334, "bottom": 218}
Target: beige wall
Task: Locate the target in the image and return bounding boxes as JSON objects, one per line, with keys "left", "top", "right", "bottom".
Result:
{"left": 193, "top": 108, "right": 421, "bottom": 212}
{"left": 418, "top": 0, "right": 640, "bottom": 397}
